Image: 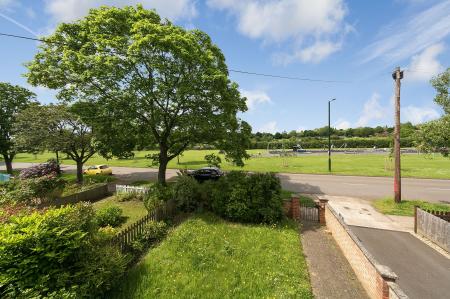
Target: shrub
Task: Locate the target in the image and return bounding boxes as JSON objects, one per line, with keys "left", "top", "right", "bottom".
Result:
{"left": 0, "top": 175, "right": 66, "bottom": 205}
{"left": 0, "top": 203, "right": 127, "bottom": 298}
{"left": 116, "top": 192, "right": 145, "bottom": 202}
{"left": 95, "top": 206, "right": 124, "bottom": 227}
{"left": 204, "top": 153, "right": 221, "bottom": 168}
{"left": 172, "top": 175, "right": 200, "bottom": 212}
{"left": 206, "top": 172, "right": 283, "bottom": 223}
{"left": 140, "top": 221, "right": 168, "bottom": 243}
{"left": 144, "top": 183, "right": 173, "bottom": 212}
{"left": 19, "top": 160, "right": 59, "bottom": 179}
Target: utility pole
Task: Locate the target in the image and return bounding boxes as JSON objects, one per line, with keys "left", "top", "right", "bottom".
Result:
{"left": 328, "top": 99, "right": 336, "bottom": 172}
{"left": 392, "top": 67, "right": 403, "bottom": 203}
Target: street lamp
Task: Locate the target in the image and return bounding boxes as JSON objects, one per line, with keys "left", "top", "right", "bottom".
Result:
{"left": 328, "top": 99, "right": 336, "bottom": 172}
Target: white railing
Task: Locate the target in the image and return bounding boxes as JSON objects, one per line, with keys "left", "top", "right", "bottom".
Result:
{"left": 116, "top": 184, "right": 150, "bottom": 194}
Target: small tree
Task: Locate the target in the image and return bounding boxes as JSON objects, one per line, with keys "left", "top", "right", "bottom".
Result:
{"left": 0, "top": 82, "right": 35, "bottom": 174}
{"left": 204, "top": 153, "right": 221, "bottom": 168}
{"left": 14, "top": 104, "right": 95, "bottom": 183}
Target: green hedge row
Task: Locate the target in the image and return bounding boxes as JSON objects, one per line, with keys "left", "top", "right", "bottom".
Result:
{"left": 250, "top": 137, "right": 415, "bottom": 149}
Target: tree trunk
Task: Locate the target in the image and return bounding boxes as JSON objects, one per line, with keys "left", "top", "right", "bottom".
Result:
{"left": 2, "top": 154, "right": 13, "bottom": 175}
{"left": 158, "top": 145, "right": 169, "bottom": 185}
{"left": 55, "top": 151, "right": 61, "bottom": 175}
{"left": 76, "top": 160, "right": 84, "bottom": 184}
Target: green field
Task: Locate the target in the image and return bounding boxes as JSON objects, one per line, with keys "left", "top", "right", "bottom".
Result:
{"left": 111, "top": 213, "right": 312, "bottom": 299}
{"left": 5, "top": 150, "right": 450, "bottom": 179}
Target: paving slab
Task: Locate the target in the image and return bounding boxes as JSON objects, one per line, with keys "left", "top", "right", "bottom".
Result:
{"left": 301, "top": 222, "right": 369, "bottom": 299}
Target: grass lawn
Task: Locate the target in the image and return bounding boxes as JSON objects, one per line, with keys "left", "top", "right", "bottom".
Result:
{"left": 92, "top": 195, "right": 147, "bottom": 230}
{"left": 111, "top": 213, "right": 313, "bottom": 299}
{"left": 373, "top": 197, "right": 450, "bottom": 216}
{"left": 6, "top": 149, "right": 450, "bottom": 179}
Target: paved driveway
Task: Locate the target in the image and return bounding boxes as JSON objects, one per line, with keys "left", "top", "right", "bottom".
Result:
{"left": 351, "top": 226, "right": 450, "bottom": 299}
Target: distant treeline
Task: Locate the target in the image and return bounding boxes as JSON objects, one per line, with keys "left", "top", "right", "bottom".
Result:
{"left": 250, "top": 123, "right": 418, "bottom": 149}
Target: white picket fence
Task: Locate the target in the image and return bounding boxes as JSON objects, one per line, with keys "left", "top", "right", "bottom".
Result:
{"left": 116, "top": 184, "right": 150, "bottom": 194}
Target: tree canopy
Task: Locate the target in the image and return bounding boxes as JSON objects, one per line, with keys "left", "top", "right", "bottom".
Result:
{"left": 0, "top": 82, "right": 35, "bottom": 173}
{"left": 14, "top": 104, "right": 95, "bottom": 183}
{"left": 26, "top": 5, "right": 251, "bottom": 184}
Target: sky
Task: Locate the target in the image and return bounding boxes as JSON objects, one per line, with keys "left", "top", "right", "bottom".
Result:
{"left": 0, "top": 0, "right": 449, "bottom": 133}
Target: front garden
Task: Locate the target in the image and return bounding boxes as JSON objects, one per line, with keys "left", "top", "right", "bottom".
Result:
{"left": 0, "top": 161, "right": 313, "bottom": 298}
{"left": 111, "top": 213, "right": 313, "bottom": 298}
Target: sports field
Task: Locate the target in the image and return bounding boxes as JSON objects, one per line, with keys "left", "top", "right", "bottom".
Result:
{"left": 5, "top": 149, "right": 450, "bottom": 179}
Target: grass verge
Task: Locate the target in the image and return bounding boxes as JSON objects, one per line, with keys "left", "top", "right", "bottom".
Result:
{"left": 111, "top": 213, "right": 313, "bottom": 299}
{"left": 373, "top": 197, "right": 450, "bottom": 216}
{"left": 92, "top": 195, "right": 147, "bottom": 230}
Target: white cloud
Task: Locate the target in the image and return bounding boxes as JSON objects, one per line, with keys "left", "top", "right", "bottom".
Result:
{"left": 361, "top": 0, "right": 450, "bottom": 64}
{"left": 334, "top": 118, "right": 351, "bottom": 130}
{"left": 44, "top": 0, "right": 197, "bottom": 23}
{"left": 355, "top": 93, "right": 388, "bottom": 127}
{"left": 297, "top": 127, "right": 308, "bottom": 132}
{"left": 402, "top": 106, "right": 440, "bottom": 124}
{"left": 0, "top": 0, "right": 13, "bottom": 9}
{"left": 241, "top": 89, "right": 271, "bottom": 110}
{"left": 406, "top": 43, "right": 445, "bottom": 81}
{"left": 207, "top": 0, "right": 349, "bottom": 63}
{"left": 258, "top": 121, "right": 278, "bottom": 133}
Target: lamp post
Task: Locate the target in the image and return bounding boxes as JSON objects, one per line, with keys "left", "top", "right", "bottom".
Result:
{"left": 328, "top": 99, "right": 336, "bottom": 172}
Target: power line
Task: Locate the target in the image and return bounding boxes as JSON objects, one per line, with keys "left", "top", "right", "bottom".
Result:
{"left": 0, "top": 32, "right": 347, "bottom": 84}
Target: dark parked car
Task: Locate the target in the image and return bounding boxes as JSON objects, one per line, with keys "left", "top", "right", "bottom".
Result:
{"left": 187, "top": 167, "right": 224, "bottom": 182}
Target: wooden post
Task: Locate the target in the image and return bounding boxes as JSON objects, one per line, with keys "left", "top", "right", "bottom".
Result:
{"left": 414, "top": 205, "right": 418, "bottom": 234}
{"left": 392, "top": 67, "right": 403, "bottom": 203}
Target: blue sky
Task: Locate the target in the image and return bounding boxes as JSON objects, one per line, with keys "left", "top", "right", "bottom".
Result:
{"left": 0, "top": 0, "right": 449, "bottom": 133}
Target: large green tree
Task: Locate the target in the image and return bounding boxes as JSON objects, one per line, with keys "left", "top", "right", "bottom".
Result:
{"left": 415, "top": 68, "right": 450, "bottom": 155}
{"left": 0, "top": 82, "right": 35, "bottom": 174}
{"left": 26, "top": 5, "right": 251, "bottom": 184}
{"left": 14, "top": 104, "right": 95, "bottom": 183}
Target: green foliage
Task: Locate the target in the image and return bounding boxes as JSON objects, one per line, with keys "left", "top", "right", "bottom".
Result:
{"left": 116, "top": 192, "right": 145, "bottom": 202}
{"left": 0, "top": 175, "right": 66, "bottom": 205}
{"left": 0, "top": 203, "right": 127, "bottom": 298}
{"left": 172, "top": 175, "right": 200, "bottom": 212}
{"left": 0, "top": 82, "right": 35, "bottom": 173}
{"left": 26, "top": 5, "right": 250, "bottom": 184}
{"left": 95, "top": 206, "right": 124, "bottom": 227}
{"left": 415, "top": 115, "right": 450, "bottom": 156}
{"left": 207, "top": 172, "right": 283, "bottom": 223}
{"left": 144, "top": 183, "right": 173, "bottom": 212}
{"left": 204, "top": 153, "right": 222, "bottom": 167}
{"left": 431, "top": 67, "right": 450, "bottom": 114}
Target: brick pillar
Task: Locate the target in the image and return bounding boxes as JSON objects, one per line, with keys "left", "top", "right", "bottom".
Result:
{"left": 318, "top": 198, "right": 328, "bottom": 225}
{"left": 283, "top": 200, "right": 292, "bottom": 218}
{"left": 291, "top": 196, "right": 300, "bottom": 221}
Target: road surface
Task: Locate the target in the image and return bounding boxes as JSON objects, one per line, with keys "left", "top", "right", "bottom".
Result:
{"left": 350, "top": 226, "right": 450, "bottom": 299}
{"left": 2, "top": 162, "right": 450, "bottom": 203}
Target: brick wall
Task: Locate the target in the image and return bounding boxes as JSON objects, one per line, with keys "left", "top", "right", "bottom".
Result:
{"left": 325, "top": 205, "right": 404, "bottom": 299}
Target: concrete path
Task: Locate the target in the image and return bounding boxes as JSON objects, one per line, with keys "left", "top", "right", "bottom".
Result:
{"left": 301, "top": 222, "right": 369, "bottom": 299}
{"left": 3, "top": 162, "right": 450, "bottom": 203}
{"left": 351, "top": 226, "right": 450, "bottom": 299}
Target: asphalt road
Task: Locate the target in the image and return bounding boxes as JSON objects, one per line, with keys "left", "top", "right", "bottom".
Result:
{"left": 279, "top": 173, "right": 450, "bottom": 204}
{"left": 350, "top": 226, "right": 450, "bottom": 299}
{"left": 2, "top": 162, "right": 450, "bottom": 203}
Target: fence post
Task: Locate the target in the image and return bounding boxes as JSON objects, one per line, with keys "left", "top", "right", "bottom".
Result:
{"left": 414, "top": 205, "right": 418, "bottom": 234}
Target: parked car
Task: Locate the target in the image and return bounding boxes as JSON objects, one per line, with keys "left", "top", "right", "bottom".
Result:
{"left": 84, "top": 165, "right": 113, "bottom": 175}
{"left": 187, "top": 167, "right": 224, "bottom": 181}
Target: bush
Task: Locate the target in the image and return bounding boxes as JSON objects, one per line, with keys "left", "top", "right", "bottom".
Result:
{"left": 172, "top": 175, "right": 200, "bottom": 212}
{"left": 19, "top": 160, "right": 59, "bottom": 179}
{"left": 0, "top": 203, "right": 127, "bottom": 298}
{"left": 144, "top": 183, "right": 173, "bottom": 212}
{"left": 116, "top": 192, "right": 145, "bottom": 202}
{"left": 140, "top": 221, "right": 168, "bottom": 243}
{"left": 0, "top": 175, "right": 66, "bottom": 205}
{"left": 95, "top": 206, "right": 124, "bottom": 227}
{"left": 206, "top": 172, "right": 283, "bottom": 223}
